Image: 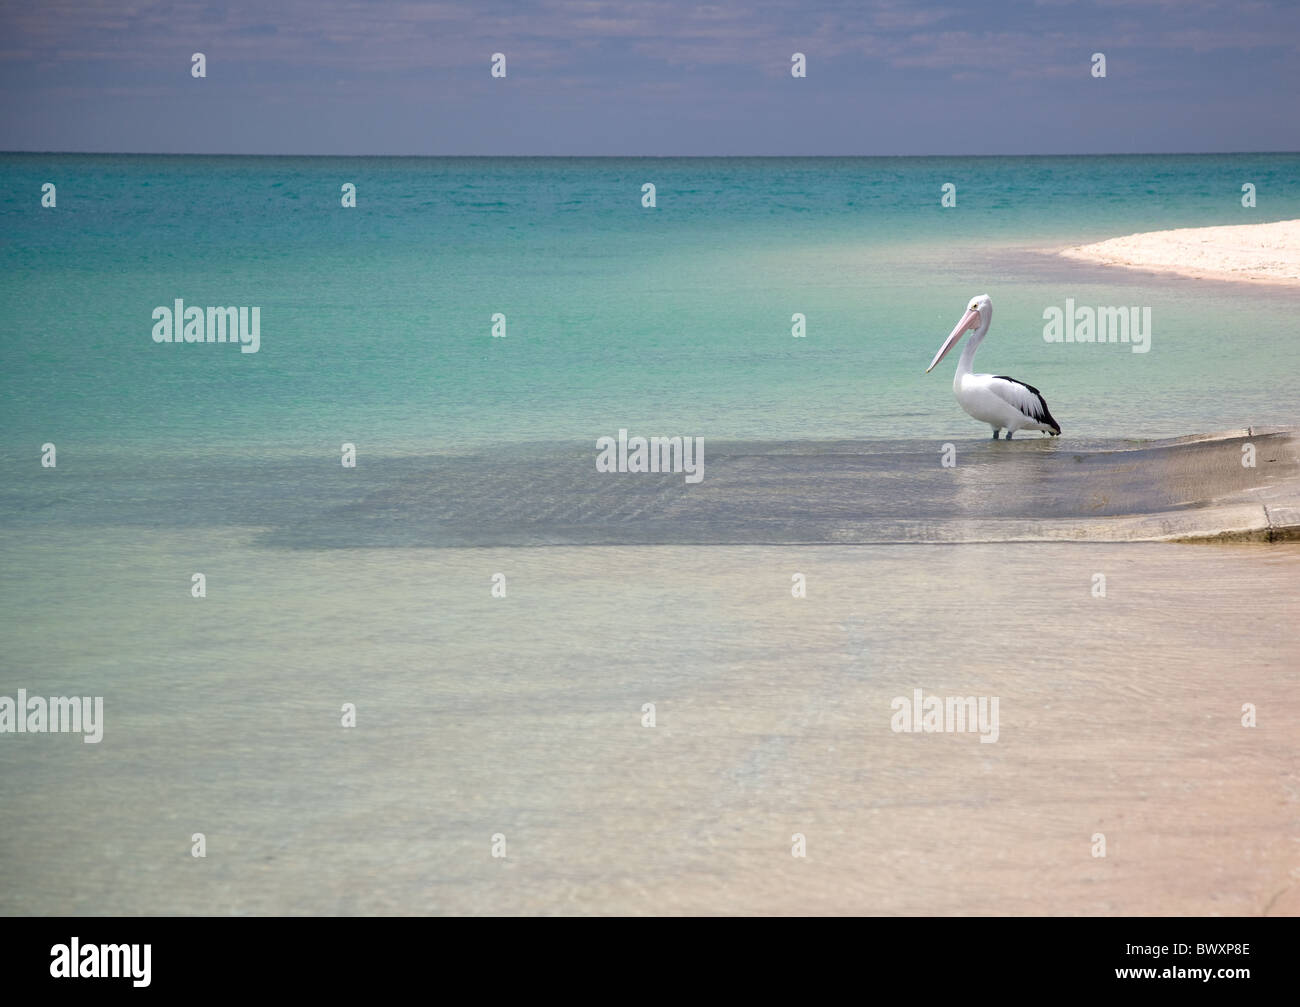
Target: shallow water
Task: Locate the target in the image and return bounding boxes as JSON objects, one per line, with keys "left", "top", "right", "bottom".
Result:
{"left": 1, "top": 531, "right": 1296, "bottom": 914}
{"left": 2, "top": 154, "right": 1299, "bottom": 459}
{"left": 2, "top": 154, "right": 1298, "bottom": 915}
{"left": 4, "top": 430, "right": 1293, "bottom": 549}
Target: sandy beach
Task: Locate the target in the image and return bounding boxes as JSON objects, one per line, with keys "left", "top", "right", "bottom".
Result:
{"left": 1061, "top": 219, "right": 1300, "bottom": 286}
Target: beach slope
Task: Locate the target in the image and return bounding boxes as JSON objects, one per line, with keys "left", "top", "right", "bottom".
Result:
{"left": 1061, "top": 219, "right": 1300, "bottom": 286}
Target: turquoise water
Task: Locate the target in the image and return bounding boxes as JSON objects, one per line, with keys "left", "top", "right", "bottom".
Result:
{"left": 2, "top": 154, "right": 1297, "bottom": 466}
{"left": 4, "top": 155, "right": 1300, "bottom": 915}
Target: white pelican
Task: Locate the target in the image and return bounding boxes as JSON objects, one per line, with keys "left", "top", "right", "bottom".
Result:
{"left": 925, "top": 294, "right": 1061, "bottom": 439}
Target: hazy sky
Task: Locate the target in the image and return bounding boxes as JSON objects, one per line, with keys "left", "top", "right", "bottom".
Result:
{"left": 1, "top": 0, "right": 1297, "bottom": 155}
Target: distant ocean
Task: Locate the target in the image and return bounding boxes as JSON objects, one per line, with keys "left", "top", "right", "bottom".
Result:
{"left": 2, "top": 155, "right": 1298, "bottom": 915}
{"left": 2, "top": 154, "right": 1298, "bottom": 464}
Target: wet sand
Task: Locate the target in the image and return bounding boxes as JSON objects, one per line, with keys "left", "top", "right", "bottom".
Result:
{"left": 1060, "top": 219, "right": 1300, "bottom": 286}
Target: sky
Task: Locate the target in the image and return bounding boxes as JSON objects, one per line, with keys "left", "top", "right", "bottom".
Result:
{"left": 0, "top": 0, "right": 1297, "bottom": 155}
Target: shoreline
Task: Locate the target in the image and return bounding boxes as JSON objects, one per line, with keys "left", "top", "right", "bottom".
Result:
{"left": 1060, "top": 219, "right": 1300, "bottom": 286}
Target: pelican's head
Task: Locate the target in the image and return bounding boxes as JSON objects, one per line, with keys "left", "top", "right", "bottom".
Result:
{"left": 926, "top": 294, "right": 992, "bottom": 373}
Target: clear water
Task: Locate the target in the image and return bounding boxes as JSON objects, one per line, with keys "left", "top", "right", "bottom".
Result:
{"left": 2, "top": 155, "right": 1298, "bottom": 915}
{"left": 2, "top": 154, "right": 1297, "bottom": 467}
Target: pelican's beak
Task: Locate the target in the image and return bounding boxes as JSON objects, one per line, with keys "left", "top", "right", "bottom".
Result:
{"left": 926, "top": 306, "right": 981, "bottom": 373}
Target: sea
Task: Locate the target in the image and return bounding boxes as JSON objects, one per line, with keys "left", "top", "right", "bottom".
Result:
{"left": 1, "top": 154, "right": 1297, "bottom": 915}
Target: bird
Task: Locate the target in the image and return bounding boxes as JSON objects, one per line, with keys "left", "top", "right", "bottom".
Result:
{"left": 925, "top": 294, "right": 1061, "bottom": 439}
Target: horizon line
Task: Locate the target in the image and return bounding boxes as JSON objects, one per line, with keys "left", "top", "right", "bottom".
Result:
{"left": 3, "top": 149, "right": 1299, "bottom": 159}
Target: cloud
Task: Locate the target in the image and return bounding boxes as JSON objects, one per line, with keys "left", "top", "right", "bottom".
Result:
{"left": 1, "top": 0, "right": 1296, "bottom": 153}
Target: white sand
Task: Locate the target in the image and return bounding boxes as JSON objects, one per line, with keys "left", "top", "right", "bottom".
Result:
{"left": 1061, "top": 218, "right": 1300, "bottom": 286}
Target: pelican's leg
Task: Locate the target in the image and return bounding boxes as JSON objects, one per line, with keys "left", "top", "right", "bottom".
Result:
{"left": 991, "top": 428, "right": 999, "bottom": 440}
{"left": 1005, "top": 430, "right": 1014, "bottom": 440}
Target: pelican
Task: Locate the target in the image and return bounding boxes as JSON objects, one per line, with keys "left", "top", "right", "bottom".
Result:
{"left": 925, "top": 294, "right": 1061, "bottom": 439}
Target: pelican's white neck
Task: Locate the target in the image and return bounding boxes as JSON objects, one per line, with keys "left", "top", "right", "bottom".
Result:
{"left": 954, "top": 307, "right": 991, "bottom": 381}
